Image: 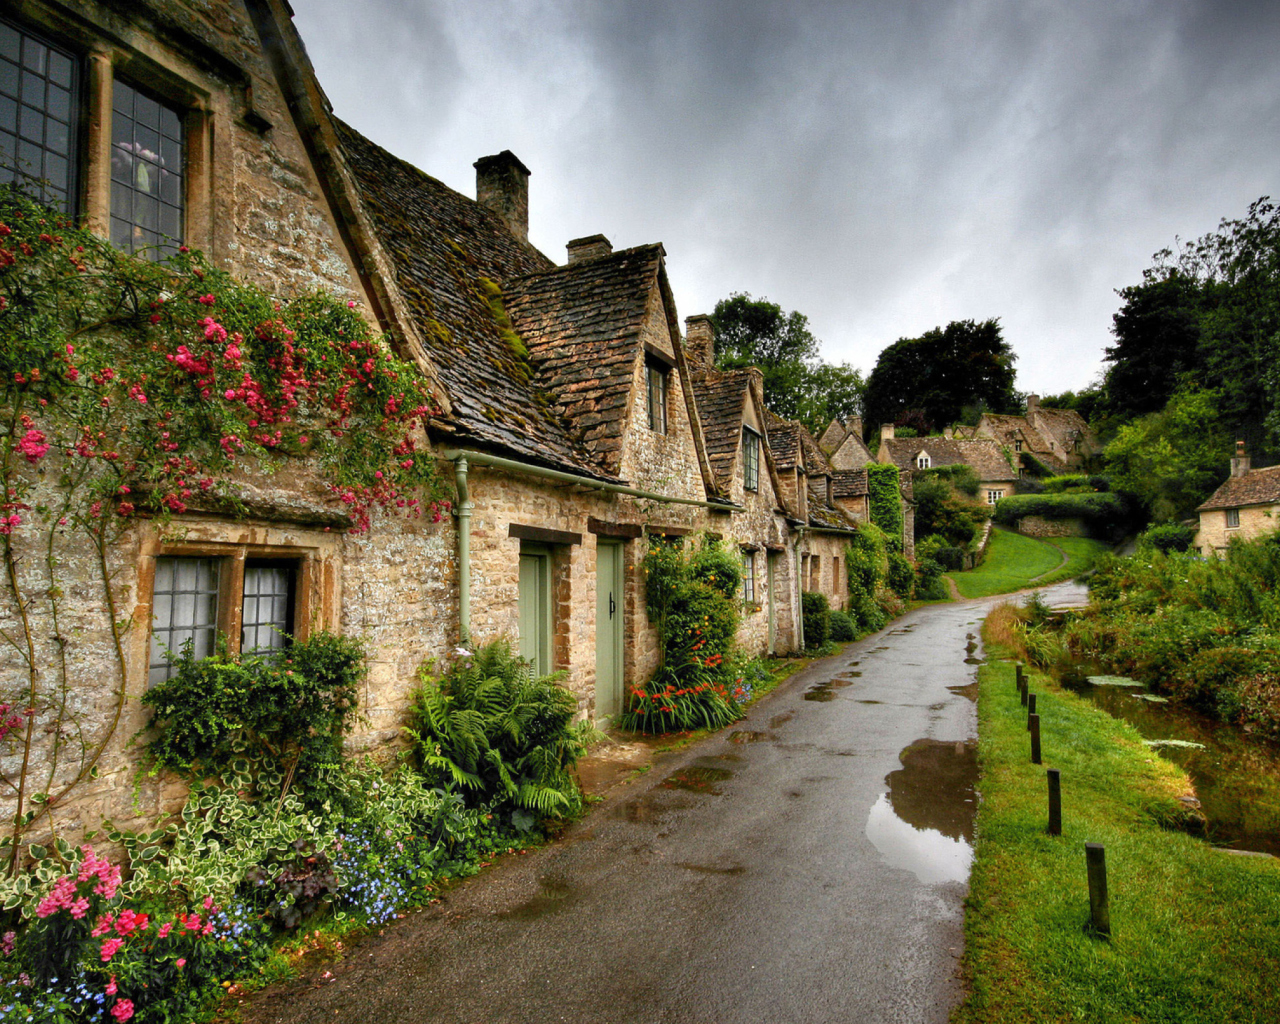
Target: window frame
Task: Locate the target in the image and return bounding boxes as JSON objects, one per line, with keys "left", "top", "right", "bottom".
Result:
{"left": 646, "top": 359, "right": 668, "bottom": 434}
{"left": 742, "top": 549, "right": 756, "bottom": 604}
{"left": 145, "top": 540, "right": 317, "bottom": 685}
{"left": 917, "top": 454, "right": 931, "bottom": 470}
{"left": 1225, "top": 507, "right": 1241, "bottom": 530}
{"left": 109, "top": 76, "right": 186, "bottom": 259}
{"left": 987, "top": 489, "right": 1004, "bottom": 505}
{"left": 742, "top": 426, "right": 761, "bottom": 492}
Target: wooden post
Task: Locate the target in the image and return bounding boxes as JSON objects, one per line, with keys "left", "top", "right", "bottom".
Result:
{"left": 1047, "top": 768, "right": 1061, "bottom": 835}
{"left": 1020, "top": 680, "right": 1028, "bottom": 707}
{"left": 1015, "top": 662, "right": 1024, "bottom": 689}
{"left": 1086, "top": 842, "right": 1110, "bottom": 934}
{"left": 1030, "top": 713, "right": 1041, "bottom": 764}
{"left": 1027, "top": 692, "right": 1037, "bottom": 729}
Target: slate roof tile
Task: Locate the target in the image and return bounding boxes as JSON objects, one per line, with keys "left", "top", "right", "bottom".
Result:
{"left": 881, "top": 437, "right": 1017, "bottom": 481}
{"left": 1197, "top": 466, "right": 1280, "bottom": 511}
{"left": 833, "top": 469, "right": 868, "bottom": 498}
{"left": 334, "top": 120, "right": 613, "bottom": 478}
{"left": 689, "top": 367, "right": 752, "bottom": 486}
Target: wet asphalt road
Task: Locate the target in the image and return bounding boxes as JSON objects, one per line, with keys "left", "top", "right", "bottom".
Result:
{"left": 240, "top": 593, "right": 1038, "bottom": 1024}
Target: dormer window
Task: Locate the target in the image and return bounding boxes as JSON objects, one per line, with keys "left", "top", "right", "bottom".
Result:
{"left": 646, "top": 359, "right": 668, "bottom": 434}
{"left": 916, "top": 453, "right": 931, "bottom": 470}
{"left": 1015, "top": 439, "right": 1023, "bottom": 452}
{"left": 742, "top": 426, "right": 760, "bottom": 492}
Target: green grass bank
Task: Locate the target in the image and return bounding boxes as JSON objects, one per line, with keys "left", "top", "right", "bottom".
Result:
{"left": 956, "top": 648, "right": 1280, "bottom": 1024}
{"left": 949, "top": 529, "right": 1108, "bottom": 599}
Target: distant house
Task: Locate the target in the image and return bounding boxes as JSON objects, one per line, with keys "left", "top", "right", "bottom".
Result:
{"left": 970, "top": 395, "right": 1099, "bottom": 476}
{"left": 877, "top": 425, "right": 1017, "bottom": 505}
{"left": 820, "top": 417, "right": 874, "bottom": 470}
{"left": 1194, "top": 443, "right": 1280, "bottom": 555}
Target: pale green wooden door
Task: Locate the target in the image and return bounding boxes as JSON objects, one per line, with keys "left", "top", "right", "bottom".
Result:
{"left": 518, "top": 547, "right": 551, "bottom": 677}
{"left": 595, "top": 541, "right": 625, "bottom": 721}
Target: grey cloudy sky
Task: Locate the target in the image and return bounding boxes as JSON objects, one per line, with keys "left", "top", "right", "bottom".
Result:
{"left": 292, "top": 0, "right": 1280, "bottom": 396}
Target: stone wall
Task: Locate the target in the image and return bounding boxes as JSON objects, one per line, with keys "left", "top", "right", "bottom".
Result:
{"left": 1016, "top": 515, "right": 1089, "bottom": 538}
{"left": 1195, "top": 505, "right": 1280, "bottom": 555}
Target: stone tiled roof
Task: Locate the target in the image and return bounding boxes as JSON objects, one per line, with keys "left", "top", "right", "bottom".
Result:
{"left": 978, "top": 413, "right": 1066, "bottom": 473}
{"left": 765, "top": 410, "right": 801, "bottom": 469}
{"left": 800, "top": 427, "right": 834, "bottom": 476}
{"left": 882, "top": 437, "right": 1017, "bottom": 481}
{"left": 504, "top": 245, "right": 665, "bottom": 476}
{"left": 806, "top": 481, "right": 858, "bottom": 531}
{"left": 833, "top": 469, "right": 868, "bottom": 498}
{"left": 819, "top": 419, "right": 848, "bottom": 451}
{"left": 1197, "top": 466, "right": 1280, "bottom": 511}
{"left": 334, "top": 120, "right": 613, "bottom": 478}
{"left": 689, "top": 367, "right": 752, "bottom": 487}
{"left": 1032, "top": 407, "right": 1094, "bottom": 456}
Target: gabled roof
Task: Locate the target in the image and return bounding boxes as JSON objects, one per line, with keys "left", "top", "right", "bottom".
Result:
{"left": 806, "top": 481, "right": 858, "bottom": 532}
{"left": 334, "top": 120, "right": 613, "bottom": 478}
{"left": 690, "top": 367, "right": 752, "bottom": 486}
{"left": 504, "top": 245, "right": 666, "bottom": 476}
{"left": 1030, "top": 406, "right": 1094, "bottom": 456}
{"left": 819, "top": 419, "right": 848, "bottom": 451}
{"left": 800, "top": 428, "right": 834, "bottom": 476}
{"left": 1197, "top": 466, "right": 1280, "bottom": 512}
{"left": 833, "top": 469, "right": 868, "bottom": 498}
{"left": 881, "top": 437, "right": 1017, "bottom": 482}
{"left": 765, "top": 410, "right": 801, "bottom": 469}
{"left": 976, "top": 413, "right": 1066, "bottom": 473}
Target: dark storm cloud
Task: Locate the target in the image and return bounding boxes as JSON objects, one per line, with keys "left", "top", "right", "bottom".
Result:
{"left": 292, "top": 0, "right": 1280, "bottom": 393}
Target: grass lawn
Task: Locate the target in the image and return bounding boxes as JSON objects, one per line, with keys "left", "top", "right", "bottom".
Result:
{"left": 949, "top": 528, "right": 1107, "bottom": 599}
{"left": 955, "top": 648, "right": 1280, "bottom": 1024}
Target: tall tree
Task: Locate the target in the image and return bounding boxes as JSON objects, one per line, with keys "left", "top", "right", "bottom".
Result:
{"left": 863, "top": 319, "right": 1018, "bottom": 433}
{"left": 709, "top": 293, "right": 864, "bottom": 432}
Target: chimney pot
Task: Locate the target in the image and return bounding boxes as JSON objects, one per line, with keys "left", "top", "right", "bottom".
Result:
{"left": 566, "top": 234, "right": 613, "bottom": 263}
{"left": 881, "top": 423, "right": 895, "bottom": 441}
{"left": 685, "top": 315, "right": 715, "bottom": 367}
{"left": 1231, "top": 440, "right": 1251, "bottom": 477}
{"left": 474, "top": 151, "right": 531, "bottom": 243}
{"left": 1026, "top": 393, "right": 1040, "bottom": 415}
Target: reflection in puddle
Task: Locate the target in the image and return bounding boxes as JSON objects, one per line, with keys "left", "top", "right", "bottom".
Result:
{"left": 728, "top": 730, "right": 776, "bottom": 743}
{"left": 963, "top": 657, "right": 983, "bottom": 665}
{"left": 947, "top": 681, "right": 979, "bottom": 703}
{"left": 865, "top": 738, "right": 977, "bottom": 885}
{"left": 676, "top": 861, "right": 745, "bottom": 875}
{"left": 496, "top": 877, "right": 574, "bottom": 920}
{"left": 770, "top": 712, "right": 794, "bottom": 728}
{"left": 804, "top": 681, "right": 837, "bottom": 701}
{"left": 661, "top": 764, "right": 734, "bottom": 794}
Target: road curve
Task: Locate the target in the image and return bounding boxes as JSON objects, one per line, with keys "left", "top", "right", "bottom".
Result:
{"left": 239, "top": 589, "right": 1077, "bottom": 1024}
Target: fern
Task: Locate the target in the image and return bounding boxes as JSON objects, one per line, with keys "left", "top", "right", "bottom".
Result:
{"left": 406, "top": 640, "right": 587, "bottom": 827}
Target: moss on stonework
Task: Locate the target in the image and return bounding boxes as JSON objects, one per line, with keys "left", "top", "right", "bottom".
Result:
{"left": 478, "top": 277, "right": 529, "bottom": 360}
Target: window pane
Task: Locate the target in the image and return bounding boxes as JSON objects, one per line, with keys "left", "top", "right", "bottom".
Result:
{"left": 0, "top": 21, "right": 77, "bottom": 213}
{"left": 150, "top": 556, "right": 220, "bottom": 684}
{"left": 111, "top": 79, "right": 183, "bottom": 258}
{"left": 241, "top": 564, "right": 293, "bottom": 654}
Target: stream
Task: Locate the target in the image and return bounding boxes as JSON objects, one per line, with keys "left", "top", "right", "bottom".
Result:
{"left": 1061, "top": 667, "right": 1280, "bottom": 856}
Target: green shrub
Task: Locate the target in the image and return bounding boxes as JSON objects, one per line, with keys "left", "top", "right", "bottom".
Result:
{"left": 1139, "top": 522, "right": 1197, "bottom": 554}
{"left": 886, "top": 551, "right": 914, "bottom": 598}
{"left": 802, "top": 591, "right": 831, "bottom": 649}
{"left": 1041, "top": 474, "right": 1091, "bottom": 493}
{"left": 829, "top": 609, "right": 856, "bottom": 641}
{"left": 915, "top": 558, "right": 949, "bottom": 601}
{"left": 406, "top": 640, "right": 588, "bottom": 828}
{"left": 934, "top": 545, "right": 966, "bottom": 571}
{"left": 688, "top": 541, "right": 743, "bottom": 599}
{"left": 923, "top": 463, "right": 981, "bottom": 497}
{"left": 850, "top": 593, "right": 889, "bottom": 633}
{"left": 142, "top": 631, "right": 365, "bottom": 808}
{"left": 619, "top": 654, "right": 742, "bottom": 734}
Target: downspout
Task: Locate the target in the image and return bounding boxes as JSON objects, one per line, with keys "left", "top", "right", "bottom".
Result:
{"left": 453, "top": 456, "right": 472, "bottom": 644}
{"left": 794, "top": 526, "right": 806, "bottom": 651}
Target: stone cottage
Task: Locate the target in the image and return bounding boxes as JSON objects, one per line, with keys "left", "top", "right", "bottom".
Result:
{"left": 967, "top": 395, "right": 1099, "bottom": 476}
{"left": 819, "top": 416, "right": 874, "bottom": 470}
{"left": 0, "top": 0, "right": 826, "bottom": 837}
{"left": 1194, "top": 443, "right": 1280, "bottom": 555}
{"left": 877, "top": 425, "right": 1018, "bottom": 505}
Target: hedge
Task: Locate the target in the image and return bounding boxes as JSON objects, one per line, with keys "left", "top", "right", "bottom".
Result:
{"left": 991, "top": 491, "right": 1127, "bottom": 528}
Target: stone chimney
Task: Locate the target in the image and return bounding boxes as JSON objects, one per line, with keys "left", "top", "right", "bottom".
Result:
{"left": 1231, "top": 439, "right": 1251, "bottom": 478}
{"left": 566, "top": 234, "right": 612, "bottom": 264}
{"left": 881, "top": 423, "right": 895, "bottom": 441}
{"left": 685, "top": 315, "right": 715, "bottom": 367}
{"left": 474, "top": 151, "right": 530, "bottom": 243}
{"left": 1026, "top": 393, "right": 1040, "bottom": 416}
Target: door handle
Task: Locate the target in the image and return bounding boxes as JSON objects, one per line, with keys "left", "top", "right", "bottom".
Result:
{"left": 609, "top": 593, "right": 616, "bottom": 619}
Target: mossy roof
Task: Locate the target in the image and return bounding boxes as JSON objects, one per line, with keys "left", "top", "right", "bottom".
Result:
{"left": 689, "top": 366, "right": 753, "bottom": 488}
{"left": 833, "top": 469, "right": 869, "bottom": 498}
{"left": 334, "top": 119, "right": 612, "bottom": 479}
{"left": 504, "top": 245, "right": 667, "bottom": 477}
{"left": 882, "top": 436, "right": 1017, "bottom": 482}
{"left": 1197, "top": 464, "right": 1280, "bottom": 511}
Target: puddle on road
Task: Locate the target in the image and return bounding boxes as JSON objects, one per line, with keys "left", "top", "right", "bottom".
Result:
{"left": 610, "top": 790, "right": 697, "bottom": 822}
{"left": 804, "top": 682, "right": 837, "bottom": 701}
{"left": 729, "top": 730, "right": 777, "bottom": 743}
{"left": 661, "top": 762, "right": 734, "bottom": 794}
{"left": 963, "top": 657, "right": 983, "bottom": 665}
{"left": 769, "top": 712, "right": 795, "bottom": 728}
{"left": 858, "top": 699, "right": 883, "bottom": 705}
{"left": 496, "top": 877, "right": 575, "bottom": 921}
{"left": 865, "top": 738, "right": 978, "bottom": 886}
{"left": 947, "top": 681, "right": 979, "bottom": 703}
{"left": 677, "top": 861, "right": 745, "bottom": 875}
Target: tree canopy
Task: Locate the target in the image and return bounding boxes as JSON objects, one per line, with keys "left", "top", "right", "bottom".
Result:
{"left": 709, "top": 293, "right": 864, "bottom": 434}
{"left": 1104, "top": 196, "right": 1280, "bottom": 455}
{"left": 863, "top": 319, "right": 1018, "bottom": 434}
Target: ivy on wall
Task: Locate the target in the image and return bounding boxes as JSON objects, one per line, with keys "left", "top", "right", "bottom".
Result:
{"left": 866, "top": 462, "right": 904, "bottom": 551}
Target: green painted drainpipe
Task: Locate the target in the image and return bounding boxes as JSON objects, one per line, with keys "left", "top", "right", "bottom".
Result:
{"left": 445, "top": 448, "right": 744, "bottom": 644}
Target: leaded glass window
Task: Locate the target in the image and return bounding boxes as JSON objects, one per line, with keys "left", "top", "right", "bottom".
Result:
{"left": 111, "top": 79, "right": 183, "bottom": 258}
{"left": 0, "top": 19, "right": 78, "bottom": 211}
{"left": 241, "top": 562, "right": 294, "bottom": 655}
{"left": 742, "top": 550, "right": 756, "bottom": 603}
{"left": 149, "top": 557, "right": 219, "bottom": 685}
{"left": 742, "top": 427, "right": 760, "bottom": 492}
{"left": 647, "top": 362, "right": 668, "bottom": 434}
